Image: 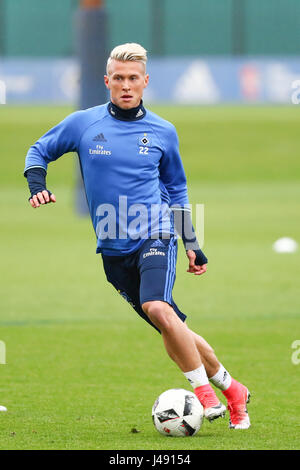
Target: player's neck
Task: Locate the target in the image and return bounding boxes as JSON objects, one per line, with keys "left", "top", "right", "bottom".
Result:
{"left": 108, "top": 100, "right": 146, "bottom": 121}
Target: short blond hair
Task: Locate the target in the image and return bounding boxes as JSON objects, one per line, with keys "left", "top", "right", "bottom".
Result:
{"left": 106, "top": 43, "right": 147, "bottom": 74}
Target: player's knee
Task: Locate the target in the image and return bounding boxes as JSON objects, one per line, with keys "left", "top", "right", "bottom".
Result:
{"left": 142, "top": 301, "right": 172, "bottom": 331}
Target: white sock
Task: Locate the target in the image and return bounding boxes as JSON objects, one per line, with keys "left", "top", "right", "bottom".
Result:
{"left": 209, "top": 364, "right": 232, "bottom": 391}
{"left": 183, "top": 364, "right": 209, "bottom": 389}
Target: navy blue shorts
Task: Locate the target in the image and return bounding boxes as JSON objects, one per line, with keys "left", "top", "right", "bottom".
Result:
{"left": 101, "top": 236, "right": 186, "bottom": 332}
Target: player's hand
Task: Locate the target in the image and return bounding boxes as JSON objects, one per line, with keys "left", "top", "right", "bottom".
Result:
{"left": 186, "top": 250, "right": 207, "bottom": 276}
{"left": 29, "top": 190, "right": 56, "bottom": 208}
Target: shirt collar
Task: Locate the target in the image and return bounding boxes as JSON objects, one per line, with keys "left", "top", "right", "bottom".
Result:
{"left": 108, "top": 100, "right": 146, "bottom": 121}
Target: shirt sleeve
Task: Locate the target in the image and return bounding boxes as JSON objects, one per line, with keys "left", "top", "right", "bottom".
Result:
{"left": 24, "top": 110, "right": 83, "bottom": 174}
{"left": 159, "top": 123, "right": 189, "bottom": 208}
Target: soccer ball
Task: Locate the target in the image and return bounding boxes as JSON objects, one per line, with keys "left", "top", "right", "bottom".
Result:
{"left": 152, "top": 388, "right": 203, "bottom": 437}
{"left": 272, "top": 237, "right": 298, "bottom": 253}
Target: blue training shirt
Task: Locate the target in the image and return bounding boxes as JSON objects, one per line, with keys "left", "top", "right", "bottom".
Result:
{"left": 24, "top": 103, "right": 189, "bottom": 255}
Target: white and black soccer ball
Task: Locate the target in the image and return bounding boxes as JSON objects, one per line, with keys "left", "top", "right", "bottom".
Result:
{"left": 152, "top": 388, "right": 204, "bottom": 437}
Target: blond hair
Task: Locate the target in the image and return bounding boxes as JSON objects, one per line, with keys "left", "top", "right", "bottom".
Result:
{"left": 106, "top": 43, "right": 147, "bottom": 74}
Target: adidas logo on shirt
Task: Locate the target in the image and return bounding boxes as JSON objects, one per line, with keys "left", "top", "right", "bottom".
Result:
{"left": 93, "top": 133, "right": 107, "bottom": 142}
{"left": 135, "top": 109, "right": 144, "bottom": 118}
{"left": 150, "top": 239, "right": 165, "bottom": 248}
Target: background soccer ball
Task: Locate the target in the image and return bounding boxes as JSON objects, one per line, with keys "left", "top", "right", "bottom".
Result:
{"left": 152, "top": 388, "right": 204, "bottom": 437}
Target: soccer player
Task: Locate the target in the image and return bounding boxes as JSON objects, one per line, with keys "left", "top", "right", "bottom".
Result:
{"left": 24, "top": 43, "right": 250, "bottom": 429}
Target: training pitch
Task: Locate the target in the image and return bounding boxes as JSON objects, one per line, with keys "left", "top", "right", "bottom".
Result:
{"left": 0, "top": 105, "right": 299, "bottom": 450}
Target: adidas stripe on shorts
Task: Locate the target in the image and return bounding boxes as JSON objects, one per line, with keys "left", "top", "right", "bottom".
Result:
{"left": 101, "top": 235, "right": 186, "bottom": 332}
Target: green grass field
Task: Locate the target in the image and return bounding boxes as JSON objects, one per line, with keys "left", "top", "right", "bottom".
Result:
{"left": 0, "top": 105, "right": 299, "bottom": 450}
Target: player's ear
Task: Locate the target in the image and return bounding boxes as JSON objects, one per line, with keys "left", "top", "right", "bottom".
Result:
{"left": 104, "top": 75, "right": 110, "bottom": 89}
{"left": 144, "top": 74, "right": 149, "bottom": 88}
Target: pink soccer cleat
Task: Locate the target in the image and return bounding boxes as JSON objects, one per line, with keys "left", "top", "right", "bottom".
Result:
{"left": 195, "top": 384, "right": 226, "bottom": 422}
{"left": 222, "top": 379, "right": 251, "bottom": 429}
